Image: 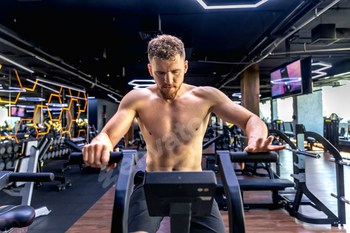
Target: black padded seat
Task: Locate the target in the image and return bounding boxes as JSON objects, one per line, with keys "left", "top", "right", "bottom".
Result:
{"left": 216, "top": 179, "right": 294, "bottom": 191}
{"left": 0, "top": 205, "right": 35, "bottom": 229}
{"left": 238, "top": 179, "right": 294, "bottom": 190}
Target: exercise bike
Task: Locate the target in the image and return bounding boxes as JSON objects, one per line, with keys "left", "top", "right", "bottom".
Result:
{"left": 70, "top": 149, "right": 279, "bottom": 233}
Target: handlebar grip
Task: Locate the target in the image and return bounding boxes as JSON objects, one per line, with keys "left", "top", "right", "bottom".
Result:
{"left": 9, "top": 172, "right": 55, "bottom": 182}
{"left": 229, "top": 152, "right": 279, "bottom": 163}
{"left": 70, "top": 152, "right": 124, "bottom": 165}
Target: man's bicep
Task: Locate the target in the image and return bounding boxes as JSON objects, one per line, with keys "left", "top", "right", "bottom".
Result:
{"left": 209, "top": 96, "right": 253, "bottom": 131}
{"left": 102, "top": 106, "right": 137, "bottom": 147}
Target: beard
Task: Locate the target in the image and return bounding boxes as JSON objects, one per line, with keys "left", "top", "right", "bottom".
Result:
{"left": 159, "top": 84, "right": 180, "bottom": 100}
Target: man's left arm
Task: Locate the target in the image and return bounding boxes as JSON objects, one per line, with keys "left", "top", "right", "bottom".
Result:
{"left": 206, "top": 87, "right": 285, "bottom": 153}
{"left": 243, "top": 114, "right": 285, "bottom": 152}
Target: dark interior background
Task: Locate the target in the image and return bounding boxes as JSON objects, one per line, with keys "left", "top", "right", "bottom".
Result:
{"left": 0, "top": 0, "right": 350, "bottom": 102}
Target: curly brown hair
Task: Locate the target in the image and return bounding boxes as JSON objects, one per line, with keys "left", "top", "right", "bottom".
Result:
{"left": 147, "top": 34, "right": 185, "bottom": 62}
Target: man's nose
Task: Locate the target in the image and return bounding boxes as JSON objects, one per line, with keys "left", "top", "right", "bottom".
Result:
{"left": 164, "top": 73, "right": 173, "bottom": 84}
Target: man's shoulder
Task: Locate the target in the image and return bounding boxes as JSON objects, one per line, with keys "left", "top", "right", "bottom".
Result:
{"left": 120, "top": 88, "right": 154, "bottom": 108}
{"left": 187, "top": 85, "right": 220, "bottom": 98}
{"left": 125, "top": 87, "right": 154, "bottom": 99}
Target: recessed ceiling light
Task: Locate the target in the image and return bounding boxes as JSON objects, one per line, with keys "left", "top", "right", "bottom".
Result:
{"left": 128, "top": 79, "right": 156, "bottom": 89}
{"left": 312, "top": 61, "right": 332, "bottom": 79}
{"left": 196, "top": 0, "right": 269, "bottom": 10}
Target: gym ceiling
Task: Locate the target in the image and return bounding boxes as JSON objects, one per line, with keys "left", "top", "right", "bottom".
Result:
{"left": 0, "top": 0, "right": 350, "bottom": 102}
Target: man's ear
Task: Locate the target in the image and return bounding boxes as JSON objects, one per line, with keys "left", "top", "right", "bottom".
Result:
{"left": 147, "top": 63, "right": 153, "bottom": 77}
{"left": 184, "top": 60, "right": 189, "bottom": 74}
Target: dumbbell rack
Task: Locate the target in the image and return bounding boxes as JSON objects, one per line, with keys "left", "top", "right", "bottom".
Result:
{"left": 0, "top": 139, "right": 22, "bottom": 171}
{"left": 36, "top": 137, "right": 72, "bottom": 191}
{"left": 41, "top": 137, "right": 70, "bottom": 162}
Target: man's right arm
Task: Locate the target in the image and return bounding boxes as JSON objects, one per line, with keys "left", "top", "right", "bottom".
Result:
{"left": 82, "top": 90, "right": 139, "bottom": 169}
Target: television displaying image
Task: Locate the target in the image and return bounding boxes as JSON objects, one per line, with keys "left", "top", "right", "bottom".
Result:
{"left": 270, "top": 59, "right": 303, "bottom": 99}
{"left": 11, "top": 106, "right": 17, "bottom": 116}
{"left": 17, "top": 107, "right": 24, "bottom": 117}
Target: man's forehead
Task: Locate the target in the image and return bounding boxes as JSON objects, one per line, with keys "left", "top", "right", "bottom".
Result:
{"left": 152, "top": 54, "right": 182, "bottom": 62}
{"left": 152, "top": 56, "right": 185, "bottom": 64}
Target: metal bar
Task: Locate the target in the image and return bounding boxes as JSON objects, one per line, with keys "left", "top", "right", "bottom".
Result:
{"left": 111, "top": 150, "right": 137, "bottom": 233}
{"left": 285, "top": 148, "right": 321, "bottom": 158}
{"left": 329, "top": 157, "right": 350, "bottom": 166}
{"left": 331, "top": 193, "right": 350, "bottom": 205}
{"left": 268, "top": 129, "right": 297, "bottom": 150}
{"left": 216, "top": 150, "right": 246, "bottom": 233}
{"left": 271, "top": 47, "right": 350, "bottom": 56}
{"left": 303, "top": 130, "right": 346, "bottom": 225}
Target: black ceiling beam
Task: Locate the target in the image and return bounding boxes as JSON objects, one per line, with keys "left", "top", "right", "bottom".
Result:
{"left": 271, "top": 0, "right": 322, "bottom": 36}
{"left": 0, "top": 24, "right": 123, "bottom": 98}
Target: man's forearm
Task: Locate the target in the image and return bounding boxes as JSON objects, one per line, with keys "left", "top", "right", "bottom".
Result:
{"left": 245, "top": 115, "right": 268, "bottom": 144}
{"left": 91, "top": 131, "right": 114, "bottom": 151}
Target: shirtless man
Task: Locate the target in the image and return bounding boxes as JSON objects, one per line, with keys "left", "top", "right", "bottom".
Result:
{"left": 83, "top": 34, "right": 286, "bottom": 233}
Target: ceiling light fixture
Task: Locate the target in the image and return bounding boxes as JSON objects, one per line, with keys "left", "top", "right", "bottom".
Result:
{"left": 196, "top": 0, "right": 269, "bottom": 9}
{"left": 36, "top": 78, "right": 85, "bottom": 93}
{"left": 65, "top": 95, "right": 86, "bottom": 100}
{"left": 0, "top": 54, "right": 34, "bottom": 73}
{"left": 128, "top": 79, "right": 156, "bottom": 89}
{"left": 26, "top": 79, "right": 59, "bottom": 94}
{"left": 45, "top": 103, "right": 68, "bottom": 107}
{"left": 5, "top": 104, "right": 35, "bottom": 109}
{"left": 107, "top": 94, "right": 121, "bottom": 103}
{"left": 18, "top": 97, "right": 46, "bottom": 102}
{"left": 232, "top": 92, "right": 261, "bottom": 98}
{"left": 0, "top": 87, "right": 26, "bottom": 93}
{"left": 312, "top": 61, "right": 332, "bottom": 79}
{"left": 43, "top": 108, "right": 62, "bottom": 112}
{"left": 232, "top": 93, "right": 242, "bottom": 98}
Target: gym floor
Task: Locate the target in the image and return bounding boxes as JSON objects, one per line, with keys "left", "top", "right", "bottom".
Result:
{"left": 0, "top": 146, "right": 349, "bottom": 233}
{"left": 0, "top": 159, "right": 119, "bottom": 233}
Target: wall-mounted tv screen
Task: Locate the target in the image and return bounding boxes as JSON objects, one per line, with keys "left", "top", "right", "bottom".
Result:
{"left": 270, "top": 57, "right": 313, "bottom": 99}
{"left": 270, "top": 59, "right": 302, "bottom": 99}
{"left": 17, "top": 107, "right": 24, "bottom": 117}
{"left": 11, "top": 106, "right": 17, "bottom": 116}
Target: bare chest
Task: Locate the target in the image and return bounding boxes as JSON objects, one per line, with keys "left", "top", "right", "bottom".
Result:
{"left": 136, "top": 97, "right": 210, "bottom": 141}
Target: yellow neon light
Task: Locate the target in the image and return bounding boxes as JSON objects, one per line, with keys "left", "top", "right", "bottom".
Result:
{"left": 33, "top": 105, "right": 50, "bottom": 138}
{"left": 78, "top": 129, "right": 87, "bottom": 140}
{"left": 15, "top": 70, "right": 37, "bottom": 91}
{"left": 15, "top": 119, "right": 34, "bottom": 143}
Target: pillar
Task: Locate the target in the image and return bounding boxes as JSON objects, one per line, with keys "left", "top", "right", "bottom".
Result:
{"left": 240, "top": 63, "right": 260, "bottom": 116}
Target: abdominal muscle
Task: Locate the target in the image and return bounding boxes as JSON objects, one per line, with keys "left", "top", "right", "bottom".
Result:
{"left": 144, "top": 137, "right": 204, "bottom": 172}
